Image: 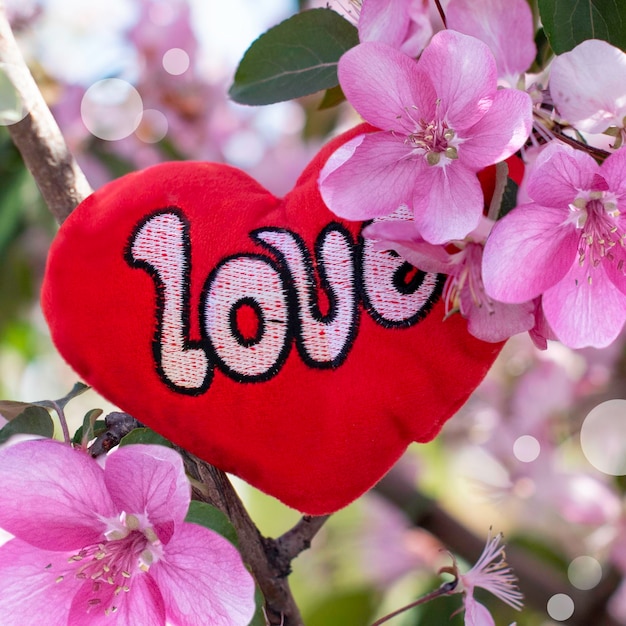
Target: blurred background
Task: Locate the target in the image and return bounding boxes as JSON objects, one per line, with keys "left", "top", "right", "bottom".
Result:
{"left": 1, "top": 1, "right": 626, "bottom": 624}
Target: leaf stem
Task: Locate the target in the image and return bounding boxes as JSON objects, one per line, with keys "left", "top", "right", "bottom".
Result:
{"left": 433, "top": 0, "right": 447, "bottom": 28}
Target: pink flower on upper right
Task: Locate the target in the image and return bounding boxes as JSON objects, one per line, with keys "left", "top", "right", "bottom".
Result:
{"left": 319, "top": 30, "right": 532, "bottom": 245}
{"left": 549, "top": 39, "right": 626, "bottom": 137}
{"left": 482, "top": 142, "right": 626, "bottom": 348}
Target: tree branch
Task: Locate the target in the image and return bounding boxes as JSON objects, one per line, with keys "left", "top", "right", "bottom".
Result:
{"left": 0, "top": 4, "right": 92, "bottom": 221}
{"left": 375, "top": 464, "right": 622, "bottom": 626}
{"left": 182, "top": 450, "right": 328, "bottom": 626}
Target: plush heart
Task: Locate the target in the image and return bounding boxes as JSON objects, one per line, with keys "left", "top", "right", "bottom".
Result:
{"left": 42, "top": 124, "right": 502, "bottom": 514}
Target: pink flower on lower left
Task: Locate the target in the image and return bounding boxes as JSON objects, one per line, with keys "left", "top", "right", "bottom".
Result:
{"left": 0, "top": 440, "right": 256, "bottom": 626}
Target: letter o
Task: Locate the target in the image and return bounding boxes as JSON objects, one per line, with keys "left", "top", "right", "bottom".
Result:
{"left": 201, "top": 254, "right": 290, "bottom": 380}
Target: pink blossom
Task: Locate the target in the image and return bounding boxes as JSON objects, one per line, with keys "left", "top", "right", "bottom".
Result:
{"left": 0, "top": 440, "right": 255, "bottom": 626}
{"left": 364, "top": 217, "right": 535, "bottom": 342}
{"left": 550, "top": 40, "right": 626, "bottom": 137}
{"left": 319, "top": 31, "right": 532, "bottom": 244}
{"left": 358, "top": 0, "right": 432, "bottom": 57}
{"left": 482, "top": 142, "right": 626, "bottom": 348}
{"left": 447, "top": 0, "right": 536, "bottom": 87}
{"left": 450, "top": 532, "right": 523, "bottom": 626}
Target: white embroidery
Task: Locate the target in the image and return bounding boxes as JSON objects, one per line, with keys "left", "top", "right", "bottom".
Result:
{"left": 202, "top": 256, "right": 289, "bottom": 378}
{"left": 361, "top": 207, "right": 440, "bottom": 325}
{"left": 129, "top": 212, "right": 209, "bottom": 391}
{"left": 254, "top": 227, "right": 356, "bottom": 366}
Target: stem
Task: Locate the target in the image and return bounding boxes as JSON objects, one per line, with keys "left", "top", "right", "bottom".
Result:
{"left": 433, "top": 0, "right": 447, "bottom": 28}
{"left": 182, "top": 450, "right": 324, "bottom": 626}
{"left": 50, "top": 401, "right": 71, "bottom": 444}
{"left": 370, "top": 581, "right": 457, "bottom": 626}
{"left": 0, "top": 4, "right": 92, "bottom": 221}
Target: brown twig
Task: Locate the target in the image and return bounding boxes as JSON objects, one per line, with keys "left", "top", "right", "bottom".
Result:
{"left": 182, "top": 451, "right": 328, "bottom": 626}
{"left": 0, "top": 3, "right": 92, "bottom": 222}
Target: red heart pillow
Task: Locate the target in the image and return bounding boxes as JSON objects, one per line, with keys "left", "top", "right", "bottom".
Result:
{"left": 42, "top": 125, "right": 502, "bottom": 514}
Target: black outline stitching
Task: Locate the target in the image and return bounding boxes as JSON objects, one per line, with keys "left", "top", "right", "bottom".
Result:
{"left": 229, "top": 297, "right": 266, "bottom": 347}
{"left": 251, "top": 223, "right": 360, "bottom": 369}
{"left": 357, "top": 225, "right": 444, "bottom": 329}
{"left": 124, "top": 207, "right": 212, "bottom": 396}
{"left": 199, "top": 252, "right": 292, "bottom": 383}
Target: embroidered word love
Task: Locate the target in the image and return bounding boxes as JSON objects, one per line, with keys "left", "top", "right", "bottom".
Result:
{"left": 42, "top": 125, "right": 502, "bottom": 514}
{"left": 126, "top": 208, "right": 440, "bottom": 394}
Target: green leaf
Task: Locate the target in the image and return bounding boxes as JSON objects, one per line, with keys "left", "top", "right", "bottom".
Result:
{"left": 0, "top": 406, "right": 54, "bottom": 444}
{"left": 0, "top": 400, "right": 39, "bottom": 421}
{"left": 119, "top": 427, "right": 173, "bottom": 448}
{"left": 72, "top": 410, "right": 104, "bottom": 445}
{"left": 229, "top": 8, "right": 359, "bottom": 105}
{"left": 497, "top": 177, "right": 520, "bottom": 220}
{"left": 318, "top": 84, "right": 346, "bottom": 110}
{"left": 185, "top": 500, "right": 239, "bottom": 547}
{"left": 248, "top": 587, "right": 266, "bottom": 626}
{"left": 538, "top": 0, "right": 626, "bottom": 54}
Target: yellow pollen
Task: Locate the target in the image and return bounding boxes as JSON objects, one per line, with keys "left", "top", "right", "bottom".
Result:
{"left": 445, "top": 146, "right": 458, "bottom": 160}
{"left": 55, "top": 576, "right": 64, "bottom": 583}
{"left": 426, "top": 152, "right": 441, "bottom": 166}
{"left": 125, "top": 514, "right": 140, "bottom": 531}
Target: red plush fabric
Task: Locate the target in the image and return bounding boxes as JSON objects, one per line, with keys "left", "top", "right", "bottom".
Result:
{"left": 42, "top": 125, "right": 503, "bottom": 514}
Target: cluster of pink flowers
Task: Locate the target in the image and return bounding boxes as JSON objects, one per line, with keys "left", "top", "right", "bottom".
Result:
{"left": 320, "top": 0, "right": 626, "bottom": 350}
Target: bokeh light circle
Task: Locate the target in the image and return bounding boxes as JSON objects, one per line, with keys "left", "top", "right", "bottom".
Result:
{"left": 81, "top": 79, "right": 143, "bottom": 141}
{"left": 162, "top": 48, "right": 190, "bottom": 75}
{"left": 568, "top": 556, "right": 602, "bottom": 590}
{"left": 0, "top": 63, "right": 27, "bottom": 125}
{"left": 135, "top": 108, "right": 168, "bottom": 143}
{"left": 580, "top": 399, "right": 626, "bottom": 475}
{"left": 513, "top": 435, "right": 540, "bottom": 463}
{"left": 547, "top": 594, "right": 575, "bottom": 621}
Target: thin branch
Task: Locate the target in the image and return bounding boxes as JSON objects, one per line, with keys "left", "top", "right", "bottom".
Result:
{"left": 181, "top": 450, "right": 307, "bottom": 626}
{"left": 433, "top": 0, "right": 447, "bottom": 28}
{"left": 375, "top": 465, "right": 622, "bottom": 626}
{"left": 275, "top": 515, "right": 330, "bottom": 564}
{"left": 0, "top": 4, "right": 92, "bottom": 222}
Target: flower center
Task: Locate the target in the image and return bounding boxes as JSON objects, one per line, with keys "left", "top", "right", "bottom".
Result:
{"left": 56, "top": 512, "right": 163, "bottom": 617}
{"left": 406, "top": 117, "right": 459, "bottom": 166}
{"left": 570, "top": 191, "right": 625, "bottom": 276}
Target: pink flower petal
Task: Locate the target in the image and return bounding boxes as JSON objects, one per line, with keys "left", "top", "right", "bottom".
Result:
{"left": 550, "top": 39, "right": 626, "bottom": 133}
{"left": 447, "top": 0, "right": 536, "bottom": 83}
{"left": 600, "top": 144, "right": 626, "bottom": 199}
{"left": 412, "top": 163, "right": 483, "bottom": 243}
{"left": 418, "top": 30, "right": 497, "bottom": 130}
{"left": 461, "top": 289, "right": 535, "bottom": 342}
{"left": 359, "top": 0, "right": 432, "bottom": 57}
{"left": 338, "top": 41, "right": 436, "bottom": 132}
{"left": 363, "top": 220, "right": 455, "bottom": 273}
{"left": 68, "top": 573, "right": 166, "bottom": 626}
{"left": 464, "top": 597, "right": 496, "bottom": 626}
{"left": 482, "top": 203, "right": 579, "bottom": 302}
{"left": 319, "top": 131, "right": 422, "bottom": 220}
{"left": 543, "top": 260, "right": 626, "bottom": 348}
{"left": 152, "top": 523, "right": 256, "bottom": 626}
{"left": 459, "top": 88, "right": 532, "bottom": 169}
{"left": 104, "top": 445, "right": 190, "bottom": 544}
{"left": 0, "top": 539, "right": 80, "bottom": 626}
{"left": 527, "top": 144, "right": 599, "bottom": 208}
{"left": 0, "top": 440, "right": 115, "bottom": 550}
{"left": 358, "top": 0, "right": 412, "bottom": 50}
